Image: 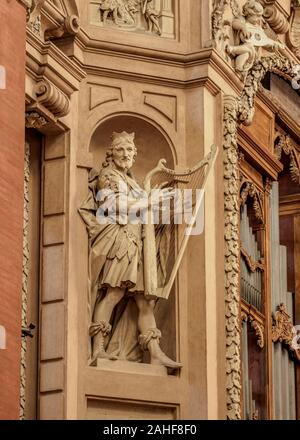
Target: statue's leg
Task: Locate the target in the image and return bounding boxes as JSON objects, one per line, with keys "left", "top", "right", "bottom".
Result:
{"left": 113, "top": 8, "right": 119, "bottom": 24}
{"left": 103, "top": 10, "right": 109, "bottom": 24}
{"left": 91, "top": 287, "right": 125, "bottom": 362}
{"left": 134, "top": 295, "right": 182, "bottom": 370}
{"left": 152, "top": 17, "right": 161, "bottom": 35}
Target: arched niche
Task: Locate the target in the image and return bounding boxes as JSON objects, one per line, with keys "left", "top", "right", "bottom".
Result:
{"left": 88, "top": 114, "right": 178, "bottom": 364}
{"left": 89, "top": 114, "right": 175, "bottom": 184}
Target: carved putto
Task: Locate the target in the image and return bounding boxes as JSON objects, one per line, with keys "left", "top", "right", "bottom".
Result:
{"left": 212, "top": 0, "right": 286, "bottom": 80}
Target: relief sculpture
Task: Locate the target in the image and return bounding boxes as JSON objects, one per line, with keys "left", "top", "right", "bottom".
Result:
{"left": 226, "top": 0, "right": 285, "bottom": 79}
{"left": 92, "top": 0, "right": 173, "bottom": 36}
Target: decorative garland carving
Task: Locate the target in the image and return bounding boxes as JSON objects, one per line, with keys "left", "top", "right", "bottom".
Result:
{"left": 20, "top": 143, "right": 30, "bottom": 420}
{"left": 224, "top": 95, "right": 241, "bottom": 421}
{"left": 239, "top": 56, "right": 295, "bottom": 126}
{"left": 224, "top": 55, "right": 296, "bottom": 419}
{"left": 274, "top": 133, "right": 300, "bottom": 184}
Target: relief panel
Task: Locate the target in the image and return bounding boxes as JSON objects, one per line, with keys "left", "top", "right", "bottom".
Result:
{"left": 89, "top": 0, "right": 175, "bottom": 38}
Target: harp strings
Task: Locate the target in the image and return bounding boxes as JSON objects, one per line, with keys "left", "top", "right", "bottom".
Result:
{"left": 150, "top": 164, "right": 207, "bottom": 287}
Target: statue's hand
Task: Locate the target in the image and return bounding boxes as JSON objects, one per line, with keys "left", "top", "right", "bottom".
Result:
{"left": 240, "top": 26, "right": 252, "bottom": 42}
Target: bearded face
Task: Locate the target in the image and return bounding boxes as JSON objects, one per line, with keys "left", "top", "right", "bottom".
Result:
{"left": 111, "top": 140, "right": 136, "bottom": 171}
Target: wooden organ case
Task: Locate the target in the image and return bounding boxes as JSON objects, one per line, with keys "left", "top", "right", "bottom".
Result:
{"left": 238, "top": 81, "right": 300, "bottom": 420}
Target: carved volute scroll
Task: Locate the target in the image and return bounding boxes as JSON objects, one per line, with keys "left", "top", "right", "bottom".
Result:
{"left": 89, "top": 0, "right": 175, "bottom": 38}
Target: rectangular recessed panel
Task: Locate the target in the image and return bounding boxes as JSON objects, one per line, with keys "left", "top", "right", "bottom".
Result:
{"left": 40, "top": 303, "right": 65, "bottom": 361}
{"left": 86, "top": 398, "right": 178, "bottom": 420}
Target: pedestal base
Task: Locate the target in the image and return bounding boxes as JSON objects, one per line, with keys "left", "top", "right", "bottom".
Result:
{"left": 96, "top": 359, "right": 168, "bottom": 377}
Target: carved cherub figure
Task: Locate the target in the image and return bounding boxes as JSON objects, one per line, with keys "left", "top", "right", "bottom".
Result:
{"left": 226, "top": 0, "right": 285, "bottom": 79}
{"left": 142, "top": 0, "right": 162, "bottom": 36}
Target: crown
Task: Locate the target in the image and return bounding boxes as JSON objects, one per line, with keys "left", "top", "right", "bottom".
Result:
{"left": 111, "top": 131, "right": 135, "bottom": 146}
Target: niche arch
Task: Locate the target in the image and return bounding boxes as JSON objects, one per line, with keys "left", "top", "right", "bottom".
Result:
{"left": 88, "top": 113, "right": 179, "bottom": 365}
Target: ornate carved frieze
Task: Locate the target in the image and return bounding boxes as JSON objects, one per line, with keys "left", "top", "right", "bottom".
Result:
{"left": 274, "top": 132, "right": 300, "bottom": 184}
{"left": 90, "top": 0, "right": 175, "bottom": 38}
{"left": 272, "top": 303, "right": 300, "bottom": 362}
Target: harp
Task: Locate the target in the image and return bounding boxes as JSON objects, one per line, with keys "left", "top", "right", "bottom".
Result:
{"left": 142, "top": 145, "right": 218, "bottom": 300}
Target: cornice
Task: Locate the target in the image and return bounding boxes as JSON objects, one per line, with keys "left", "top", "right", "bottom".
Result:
{"left": 258, "top": 87, "right": 300, "bottom": 143}
{"left": 72, "top": 29, "right": 243, "bottom": 94}
{"left": 238, "top": 127, "right": 283, "bottom": 180}
{"left": 26, "top": 30, "right": 86, "bottom": 86}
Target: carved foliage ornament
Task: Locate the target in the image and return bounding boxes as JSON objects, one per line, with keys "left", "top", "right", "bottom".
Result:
{"left": 240, "top": 179, "right": 264, "bottom": 225}
{"left": 241, "top": 311, "right": 265, "bottom": 349}
{"left": 272, "top": 303, "right": 300, "bottom": 362}
{"left": 274, "top": 133, "right": 300, "bottom": 184}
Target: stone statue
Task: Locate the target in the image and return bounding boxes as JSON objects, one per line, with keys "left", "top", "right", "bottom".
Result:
{"left": 142, "top": 0, "right": 162, "bottom": 35}
{"left": 226, "top": 0, "right": 285, "bottom": 79}
{"left": 79, "top": 131, "right": 182, "bottom": 371}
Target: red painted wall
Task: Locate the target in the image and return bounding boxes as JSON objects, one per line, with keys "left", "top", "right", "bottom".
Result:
{"left": 0, "top": 1, "right": 26, "bottom": 420}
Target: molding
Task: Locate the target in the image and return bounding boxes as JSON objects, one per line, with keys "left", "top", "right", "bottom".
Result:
{"left": 238, "top": 128, "right": 283, "bottom": 181}
{"left": 279, "top": 193, "right": 300, "bottom": 216}
{"left": 20, "top": 142, "right": 30, "bottom": 419}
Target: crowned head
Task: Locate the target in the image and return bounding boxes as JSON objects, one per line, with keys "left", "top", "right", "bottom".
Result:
{"left": 103, "top": 131, "right": 137, "bottom": 172}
